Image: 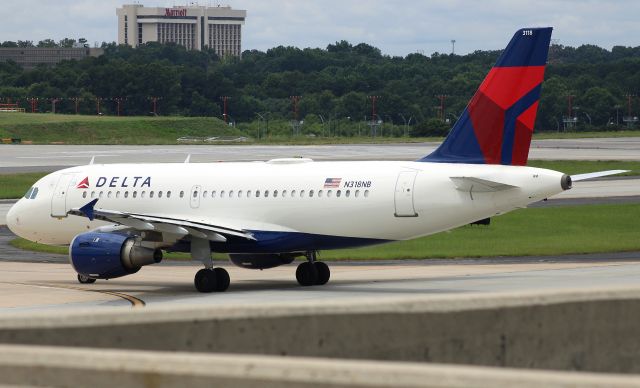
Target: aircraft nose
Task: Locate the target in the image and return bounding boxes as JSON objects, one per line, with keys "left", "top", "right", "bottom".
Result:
{"left": 6, "top": 200, "right": 23, "bottom": 236}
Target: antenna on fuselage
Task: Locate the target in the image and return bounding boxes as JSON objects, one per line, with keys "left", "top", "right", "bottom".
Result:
{"left": 89, "top": 156, "right": 95, "bottom": 165}
{"left": 184, "top": 154, "right": 191, "bottom": 163}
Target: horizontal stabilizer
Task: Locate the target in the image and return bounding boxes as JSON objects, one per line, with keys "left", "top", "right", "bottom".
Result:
{"left": 572, "top": 170, "right": 629, "bottom": 182}
{"left": 450, "top": 176, "right": 519, "bottom": 192}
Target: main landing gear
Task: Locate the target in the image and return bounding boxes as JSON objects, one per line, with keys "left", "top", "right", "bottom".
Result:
{"left": 296, "top": 251, "right": 330, "bottom": 286}
{"left": 194, "top": 267, "right": 230, "bottom": 293}
{"left": 192, "top": 237, "right": 230, "bottom": 293}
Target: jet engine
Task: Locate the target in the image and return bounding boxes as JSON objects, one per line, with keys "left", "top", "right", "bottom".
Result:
{"left": 69, "top": 232, "right": 162, "bottom": 279}
{"left": 229, "top": 253, "right": 297, "bottom": 269}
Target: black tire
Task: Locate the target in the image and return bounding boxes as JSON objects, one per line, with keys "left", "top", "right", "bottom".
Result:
{"left": 296, "top": 262, "right": 318, "bottom": 286}
{"left": 314, "top": 262, "right": 330, "bottom": 285}
{"left": 194, "top": 268, "right": 217, "bottom": 293}
{"left": 214, "top": 267, "right": 230, "bottom": 292}
{"left": 77, "top": 274, "right": 96, "bottom": 284}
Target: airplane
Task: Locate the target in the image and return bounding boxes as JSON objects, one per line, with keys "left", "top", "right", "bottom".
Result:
{"left": 6, "top": 27, "right": 626, "bottom": 293}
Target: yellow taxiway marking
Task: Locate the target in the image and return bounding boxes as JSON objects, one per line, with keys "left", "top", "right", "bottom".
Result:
{"left": 0, "top": 281, "right": 145, "bottom": 308}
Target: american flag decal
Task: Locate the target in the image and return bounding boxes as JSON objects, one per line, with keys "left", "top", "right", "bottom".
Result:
{"left": 324, "top": 178, "right": 342, "bottom": 188}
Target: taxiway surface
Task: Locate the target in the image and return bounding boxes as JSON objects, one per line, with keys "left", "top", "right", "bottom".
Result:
{"left": 1, "top": 137, "right": 640, "bottom": 172}
{"left": 1, "top": 257, "right": 640, "bottom": 312}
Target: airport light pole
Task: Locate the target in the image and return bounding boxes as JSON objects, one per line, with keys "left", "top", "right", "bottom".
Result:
{"left": 398, "top": 114, "right": 413, "bottom": 137}
{"left": 220, "top": 96, "right": 230, "bottom": 124}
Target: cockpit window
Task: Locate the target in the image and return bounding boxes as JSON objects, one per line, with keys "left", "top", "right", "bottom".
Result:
{"left": 24, "top": 187, "right": 38, "bottom": 199}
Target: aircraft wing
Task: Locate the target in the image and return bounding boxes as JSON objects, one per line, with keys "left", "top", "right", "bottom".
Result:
{"left": 450, "top": 176, "right": 519, "bottom": 192}
{"left": 571, "top": 170, "right": 629, "bottom": 182}
{"left": 67, "top": 199, "right": 256, "bottom": 242}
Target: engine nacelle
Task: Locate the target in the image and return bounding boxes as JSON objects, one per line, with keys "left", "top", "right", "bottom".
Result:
{"left": 229, "top": 253, "right": 297, "bottom": 269}
{"left": 69, "top": 232, "right": 162, "bottom": 279}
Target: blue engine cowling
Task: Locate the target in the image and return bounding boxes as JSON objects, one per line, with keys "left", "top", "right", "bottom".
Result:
{"left": 69, "top": 232, "right": 162, "bottom": 279}
{"left": 229, "top": 253, "right": 297, "bottom": 269}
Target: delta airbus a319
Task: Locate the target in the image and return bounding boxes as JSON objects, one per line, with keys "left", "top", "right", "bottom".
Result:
{"left": 6, "top": 28, "right": 625, "bottom": 293}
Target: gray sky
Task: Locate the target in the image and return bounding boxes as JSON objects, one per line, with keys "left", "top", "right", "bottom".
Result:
{"left": 1, "top": 0, "right": 638, "bottom": 56}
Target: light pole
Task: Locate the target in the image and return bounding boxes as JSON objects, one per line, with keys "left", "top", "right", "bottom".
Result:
{"left": 318, "top": 114, "right": 326, "bottom": 137}
{"left": 398, "top": 114, "right": 413, "bottom": 137}
{"left": 256, "top": 112, "right": 267, "bottom": 140}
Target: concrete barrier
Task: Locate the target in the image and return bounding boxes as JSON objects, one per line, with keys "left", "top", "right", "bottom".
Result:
{"left": 1, "top": 288, "right": 640, "bottom": 374}
{"left": 0, "top": 345, "right": 638, "bottom": 388}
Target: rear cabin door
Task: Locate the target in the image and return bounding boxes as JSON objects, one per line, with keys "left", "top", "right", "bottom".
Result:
{"left": 394, "top": 171, "right": 418, "bottom": 217}
{"left": 51, "top": 173, "right": 75, "bottom": 217}
{"left": 190, "top": 185, "right": 201, "bottom": 209}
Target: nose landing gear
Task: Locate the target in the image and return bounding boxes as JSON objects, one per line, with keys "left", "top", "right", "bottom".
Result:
{"left": 296, "top": 251, "right": 330, "bottom": 286}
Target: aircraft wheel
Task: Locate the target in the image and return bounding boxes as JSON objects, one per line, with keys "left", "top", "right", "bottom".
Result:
{"left": 77, "top": 274, "right": 96, "bottom": 284}
{"left": 314, "top": 262, "right": 330, "bottom": 285}
{"left": 194, "top": 268, "right": 217, "bottom": 293}
{"left": 214, "top": 267, "right": 230, "bottom": 292}
{"left": 296, "top": 262, "right": 318, "bottom": 286}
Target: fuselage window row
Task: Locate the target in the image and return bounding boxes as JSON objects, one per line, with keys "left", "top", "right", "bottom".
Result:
{"left": 81, "top": 189, "right": 368, "bottom": 200}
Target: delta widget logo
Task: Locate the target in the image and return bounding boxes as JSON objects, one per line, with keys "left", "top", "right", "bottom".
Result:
{"left": 77, "top": 177, "right": 90, "bottom": 189}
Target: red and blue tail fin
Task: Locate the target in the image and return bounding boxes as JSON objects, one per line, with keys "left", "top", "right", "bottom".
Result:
{"left": 420, "top": 27, "right": 552, "bottom": 166}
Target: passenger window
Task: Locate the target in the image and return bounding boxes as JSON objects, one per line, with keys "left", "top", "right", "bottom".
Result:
{"left": 107, "top": 191, "right": 112, "bottom": 198}
{"left": 203, "top": 190, "right": 208, "bottom": 198}
{"left": 179, "top": 191, "right": 184, "bottom": 198}
{"left": 158, "top": 191, "right": 163, "bottom": 198}
{"left": 82, "top": 191, "right": 87, "bottom": 198}
{"left": 212, "top": 191, "right": 216, "bottom": 198}
{"left": 221, "top": 190, "right": 226, "bottom": 198}
{"left": 355, "top": 190, "right": 360, "bottom": 198}
{"left": 141, "top": 191, "right": 146, "bottom": 198}
{"left": 193, "top": 191, "right": 198, "bottom": 198}
{"left": 116, "top": 191, "right": 121, "bottom": 198}
{"left": 255, "top": 190, "right": 260, "bottom": 198}
{"left": 327, "top": 190, "right": 332, "bottom": 197}
{"left": 291, "top": 190, "right": 296, "bottom": 197}
{"left": 318, "top": 190, "right": 323, "bottom": 198}
{"left": 229, "top": 190, "right": 234, "bottom": 197}
{"left": 99, "top": 191, "right": 104, "bottom": 199}
{"left": 273, "top": 190, "right": 278, "bottom": 198}
{"left": 91, "top": 191, "right": 96, "bottom": 198}
{"left": 264, "top": 190, "right": 269, "bottom": 198}
{"left": 337, "top": 190, "right": 341, "bottom": 198}
{"left": 124, "top": 191, "right": 129, "bottom": 198}
{"left": 309, "top": 190, "right": 314, "bottom": 197}
{"left": 238, "top": 190, "right": 243, "bottom": 197}
{"left": 150, "top": 191, "right": 154, "bottom": 198}
{"left": 282, "top": 190, "right": 287, "bottom": 197}
{"left": 300, "top": 190, "right": 305, "bottom": 197}
{"left": 364, "top": 190, "right": 370, "bottom": 198}
{"left": 346, "top": 190, "right": 350, "bottom": 197}
{"left": 246, "top": 190, "right": 251, "bottom": 198}
{"left": 167, "top": 191, "right": 171, "bottom": 198}
{"left": 133, "top": 191, "right": 137, "bottom": 198}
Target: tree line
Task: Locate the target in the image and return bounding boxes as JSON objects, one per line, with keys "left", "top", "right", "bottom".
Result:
{"left": 1, "top": 39, "right": 640, "bottom": 136}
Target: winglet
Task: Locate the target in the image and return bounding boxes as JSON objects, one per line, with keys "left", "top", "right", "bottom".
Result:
{"left": 184, "top": 154, "right": 191, "bottom": 163}
{"left": 79, "top": 199, "right": 99, "bottom": 221}
{"left": 89, "top": 156, "right": 95, "bottom": 165}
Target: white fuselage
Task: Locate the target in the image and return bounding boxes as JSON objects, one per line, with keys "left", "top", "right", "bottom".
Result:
{"left": 7, "top": 160, "right": 566, "bottom": 251}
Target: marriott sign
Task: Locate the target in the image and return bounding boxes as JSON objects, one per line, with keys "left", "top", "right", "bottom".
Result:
{"left": 165, "top": 8, "right": 187, "bottom": 17}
